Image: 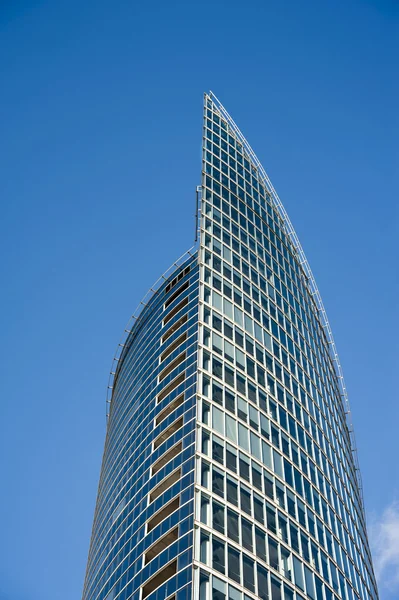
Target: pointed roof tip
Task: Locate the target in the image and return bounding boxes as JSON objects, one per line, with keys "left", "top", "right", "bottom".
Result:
{"left": 206, "top": 90, "right": 220, "bottom": 104}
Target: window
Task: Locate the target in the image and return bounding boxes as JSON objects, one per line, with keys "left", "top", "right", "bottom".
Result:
{"left": 228, "top": 546, "right": 241, "bottom": 583}
{"left": 241, "top": 517, "right": 253, "bottom": 551}
{"left": 227, "top": 508, "right": 239, "bottom": 542}
{"left": 213, "top": 500, "right": 225, "bottom": 534}
{"left": 147, "top": 496, "right": 180, "bottom": 532}
{"left": 149, "top": 468, "right": 181, "bottom": 502}
{"left": 152, "top": 442, "right": 182, "bottom": 475}
{"left": 212, "top": 435, "right": 224, "bottom": 464}
{"left": 255, "top": 527, "right": 266, "bottom": 561}
{"left": 226, "top": 444, "right": 237, "bottom": 472}
{"left": 213, "top": 537, "right": 225, "bottom": 573}
{"left": 257, "top": 564, "right": 269, "bottom": 600}
{"left": 240, "top": 486, "right": 252, "bottom": 515}
{"left": 144, "top": 527, "right": 178, "bottom": 564}
{"left": 213, "top": 576, "right": 226, "bottom": 600}
{"left": 243, "top": 555, "right": 255, "bottom": 592}
{"left": 213, "top": 467, "right": 225, "bottom": 498}
{"left": 141, "top": 560, "right": 177, "bottom": 598}
{"left": 268, "top": 538, "right": 279, "bottom": 570}
{"left": 227, "top": 477, "right": 238, "bottom": 506}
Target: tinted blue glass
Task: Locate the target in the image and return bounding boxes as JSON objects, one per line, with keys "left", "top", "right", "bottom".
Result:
{"left": 82, "top": 94, "right": 378, "bottom": 600}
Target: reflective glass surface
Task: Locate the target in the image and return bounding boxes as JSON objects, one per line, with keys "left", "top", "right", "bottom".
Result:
{"left": 195, "top": 94, "right": 377, "bottom": 600}
{"left": 82, "top": 94, "right": 378, "bottom": 600}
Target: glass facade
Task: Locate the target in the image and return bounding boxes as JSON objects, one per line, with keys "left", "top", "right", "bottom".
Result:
{"left": 82, "top": 93, "right": 378, "bottom": 600}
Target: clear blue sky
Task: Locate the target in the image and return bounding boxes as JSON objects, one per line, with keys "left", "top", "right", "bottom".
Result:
{"left": 0, "top": 1, "right": 397, "bottom": 599}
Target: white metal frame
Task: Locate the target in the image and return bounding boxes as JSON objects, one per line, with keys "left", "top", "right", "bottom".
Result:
{"left": 207, "top": 91, "right": 364, "bottom": 510}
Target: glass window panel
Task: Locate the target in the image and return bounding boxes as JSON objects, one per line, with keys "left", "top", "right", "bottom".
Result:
{"left": 229, "top": 585, "right": 241, "bottom": 600}
{"left": 293, "top": 557, "right": 305, "bottom": 591}
{"left": 304, "top": 566, "right": 316, "bottom": 600}
{"left": 213, "top": 291, "right": 223, "bottom": 311}
{"left": 201, "top": 493, "right": 210, "bottom": 525}
{"left": 202, "top": 460, "right": 210, "bottom": 488}
{"left": 254, "top": 494, "right": 264, "bottom": 524}
{"left": 227, "top": 508, "right": 240, "bottom": 542}
{"left": 225, "top": 340, "right": 235, "bottom": 362}
{"left": 202, "top": 429, "right": 210, "bottom": 455}
{"left": 257, "top": 564, "right": 269, "bottom": 600}
{"left": 255, "top": 527, "right": 267, "bottom": 562}
{"left": 212, "top": 382, "right": 223, "bottom": 405}
{"left": 213, "top": 537, "right": 226, "bottom": 574}
{"left": 260, "top": 415, "right": 270, "bottom": 439}
{"left": 213, "top": 405, "right": 225, "bottom": 434}
{"left": 268, "top": 537, "right": 279, "bottom": 570}
{"left": 213, "top": 575, "right": 226, "bottom": 600}
{"left": 213, "top": 500, "right": 225, "bottom": 534}
{"left": 200, "top": 530, "right": 209, "bottom": 564}
{"left": 226, "top": 443, "right": 237, "bottom": 473}
{"left": 264, "top": 473, "right": 274, "bottom": 499}
{"left": 243, "top": 556, "right": 255, "bottom": 592}
{"left": 212, "top": 435, "right": 224, "bottom": 464}
{"left": 250, "top": 432, "right": 261, "bottom": 460}
{"left": 228, "top": 546, "right": 241, "bottom": 583}
{"left": 200, "top": 570, "right": 209, "bottom": 600}
{"left": 239, "top": 453, "right": 250, "bottom": 482}
{"left": 213, "top": 332, "right": 223, "bottom": 354}
{"left": 273, "top": 450, "right": 283, "bottom": 477}
{"left": 240, "top": 486, "right": 252, "bottom": 515}
{"left": 281, "top": 547, "right": 292, "bottom": 581}
{"left": 252, "top": 463, "right": 262, "bottom": 490}
{"left": 238, "top": 423, "right": 249, "bottom": 451}
{"left": 238, "top": 397, "right": 248, "bottom": 421}
{"left": 262, "top": 441, "right": 272, "bottom": 468}
{"left": 283, "top": 584, "right": 294, "bottom": 600}
{"left": 271, "top": 575, "right": 281, "bottom": 600}
{"left": 225, "top": 390, "right": 236, "bottom": 413}
{"left": 226, "top": 475, "right": 238, "bottom": 505}
{"left": 266, "top": 503, "right": 277, "bottom": 534}
{"left": 213, "top": 468, "right": 224, "bottom": 498}
{"left": 226, "top": 415, "right": 237, "bottom": 442}
{"left": 241, "top": 517, "right": 253, "bottom": 551}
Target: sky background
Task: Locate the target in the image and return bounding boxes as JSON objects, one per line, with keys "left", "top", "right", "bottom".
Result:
{"left": 0, "top": 1, "right": 398, "bottom": 599}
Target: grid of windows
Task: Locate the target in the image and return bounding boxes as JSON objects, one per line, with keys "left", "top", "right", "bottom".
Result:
{"left": 82, "top": 93, "right": 378, "bottom": 600}
{"left": 194, "top": 94, "right": 377, "bottom": 600}
{"left": 82, "top": 258, "right": 199, "bottom": 600}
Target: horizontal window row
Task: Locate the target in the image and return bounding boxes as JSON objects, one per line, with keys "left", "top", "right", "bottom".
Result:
{"left": 198, "top": 459, "right": 365, "bottom": 596}
{"left": 199, "top": 567, "right": 294, "bottom": 600}
{"left": 198, "top": 528, "right": 351, "bottom": 600}
{"left": 200, "top": 492, "right": 351, "bottom": 596}
{"left": 160, "top": 332, "right": 187, "bottom": 363}
{"left": 164, "top": 280, "right": 190, "bottom": 309}
{"left": 165, "top": 265, "right": 191, "bottom": 294}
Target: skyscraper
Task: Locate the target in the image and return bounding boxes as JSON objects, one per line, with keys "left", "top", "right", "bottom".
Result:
{"left": 82, "top": 93, "right": 378, "bottom": 600}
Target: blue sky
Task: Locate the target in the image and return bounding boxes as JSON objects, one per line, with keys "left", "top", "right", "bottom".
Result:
{"left": 0, "top": 1, "right": 397, "bottom": 599}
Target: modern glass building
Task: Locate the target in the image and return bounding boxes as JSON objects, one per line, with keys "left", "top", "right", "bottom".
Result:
{"left": 81, "top": 93, "right": 378, "bottom": 600}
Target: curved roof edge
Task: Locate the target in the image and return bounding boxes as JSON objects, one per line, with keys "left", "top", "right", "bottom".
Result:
{"left": 105, "top": 245, "right": 198, "bottom": 421}
{"left": 208, "top": 91, "right": 364, "bottom": 511}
